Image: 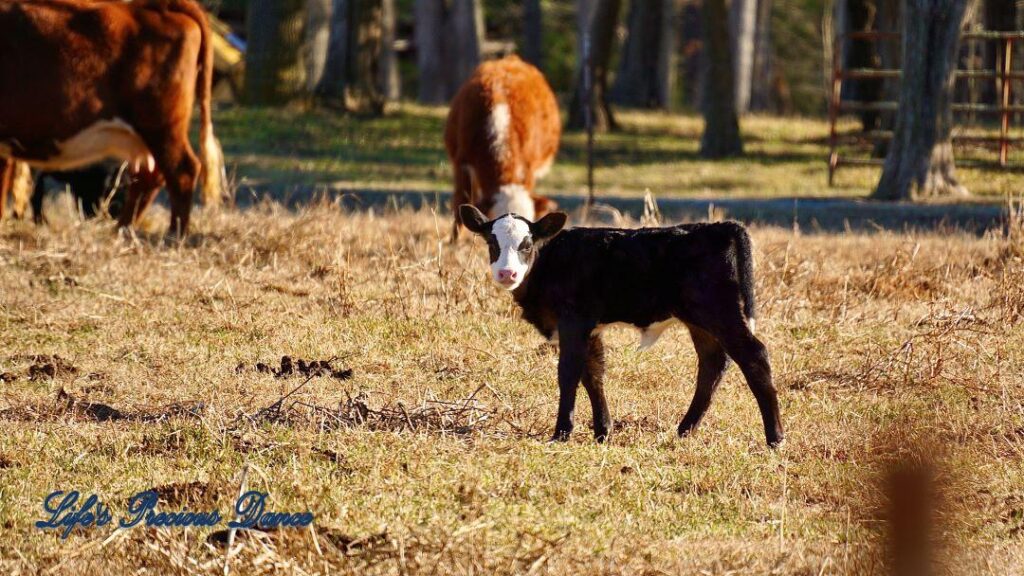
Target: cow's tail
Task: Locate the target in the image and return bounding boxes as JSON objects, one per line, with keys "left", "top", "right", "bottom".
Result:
{"left": 10, "top": 161, "right": 32, "bottom": 219}
{"left": 731, "top": 223, "right": 757, "bottom": 332}
{"left": 168, "top": 0, "right": 225, "bottom": 208}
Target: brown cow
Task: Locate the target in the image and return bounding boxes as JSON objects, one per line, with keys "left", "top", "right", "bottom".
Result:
{"left": 0, "top": 0, "right": 224, "bottom": 234}
{"left": 445, "top": 55, "right": 561, "bottom": 241}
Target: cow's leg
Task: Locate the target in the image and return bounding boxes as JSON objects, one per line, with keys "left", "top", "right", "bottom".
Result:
{"left": 678, "top": 324, "right": 730, "bottom": 438}
{"left": 581, "top": 334, "right": 612, "bottom": 442}
{"left": 450, "top": 164, "right": 473, "bottom": 242}
{"left": 154, "top": 141, "right": 200, "bottom": 236}
{"left": 117, "top": 168, "right": 163, "bottom": 229}
{"left": 0, "top": 158, "right": 11, "bottom": 220}
{"left": 553, "top": 318, "right": 593, "bottom": 442}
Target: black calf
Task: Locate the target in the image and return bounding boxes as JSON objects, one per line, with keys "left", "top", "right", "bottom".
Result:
{"left": 31, "top": 164, "right": 123, "bottom": 224}
{"left": 459, "top": 204, "right": 784, "bottom": 447}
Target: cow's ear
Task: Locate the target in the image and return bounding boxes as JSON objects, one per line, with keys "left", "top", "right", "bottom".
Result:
{"left": 531, "top": 212, "right": 568, "bottom": 240}
{"left": 459, "top": 204, "right": 490, "bottom": 235}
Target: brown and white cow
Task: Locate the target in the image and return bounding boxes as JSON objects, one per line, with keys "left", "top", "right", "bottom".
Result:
{"left": 0, "top": 0, "right": 224, "bottom": 234}
{"left": 445, "top": 55, "right": 561, "bottom": 241}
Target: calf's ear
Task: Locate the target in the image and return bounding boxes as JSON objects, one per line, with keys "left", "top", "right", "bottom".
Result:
{"left": 459, "top": 204, "right": 490, "bottom": 234}
{"left": 531, "top": 212, "right": 568, "bottom": 240}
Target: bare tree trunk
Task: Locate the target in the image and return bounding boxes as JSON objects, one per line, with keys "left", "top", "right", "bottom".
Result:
{"left": 414, "top": 0, "right": 446, "bottom": 104}
{"left": 730, "top": 0, "right": 757, "bottom": 114}
{"left": 379, "top": 0, "right": 400, "bottom": 100}
{"left": 305, "top": 0, "right": 333, "bottom": 92}
{"left": 700, "top": 0, "right": 743, "bottom": 157}
{"left": 749, "top": 0, "right": 774, "bottom": 111}
{"left": 523, "top": 0, "right": 544, "bottom": 70}
{"left": 612, "top": 0, "right": 672, "bottom": 109}
{"left": 657, "top": 0, "right": 677, "bottom": 109}
{"left": 244, "top": 0, "right": 308, "bottom": 105}
{"left": 568, "top": 0, "right": 622, "bottom": 131}
{"left": 317, "top": 0, "right": 350, "bottom": 103}
{"left": 872, "top": 0, "right": 971, "bottom": 200}
{"left": 344, "top": 0, "right": 385, "bottom": 115}
{"left": 449, "top": 0, "right": 484, "bottom": 93}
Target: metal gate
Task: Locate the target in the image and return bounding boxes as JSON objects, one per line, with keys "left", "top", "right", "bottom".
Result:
{"left": 828, "top": 31, "right": 1024, "bottom": 185}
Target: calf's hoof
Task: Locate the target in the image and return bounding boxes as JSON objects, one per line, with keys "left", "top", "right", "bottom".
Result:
{"left": 677, "top": 420, "right": 699, "bottom": 438}
{"left": 549, "top": 429, "right": 572, "bottom": 443}
{"left": 593, "top": 426, "right": 611, "bottom": 443}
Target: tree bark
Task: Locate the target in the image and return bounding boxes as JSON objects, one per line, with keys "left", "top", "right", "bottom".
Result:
{"left": 749, "top": 0, "right": 774, "bottom": 111}
{"left": 317, "top": 0, "right": 350, "bottom": 103}
{"left": 379, "top": 0, "right": 400, "bottom": 100}
{"left": 344, "top": 0, "right": 385, "bottom": 115}
{"left": 700, "top": 0, "right": 743, "bottom": 157}
{"left": 523, "top": 0, "right": 544, "bottom": 70}
{"left": 414, "top": 0, "right": 447, "bottom": 104}
{"left": 449, "top": 0, "right": 484, "bottom": 93}
{"left": 872, "top": 0, "right": 971, "bottom": 200}
{"left": 567, "top": 0, "right": 622, "bottom": 131}
{"left": 244, "top": 0, "right": 308, "bottom": 105}
{"left": 611, "top": 0, "right": 674, "bottom": 109}
{"left": 729, "top": 0, "right": 758, "bottom": 113}
{"left": 305, "top": 0, "right": 333, "bottom": 92}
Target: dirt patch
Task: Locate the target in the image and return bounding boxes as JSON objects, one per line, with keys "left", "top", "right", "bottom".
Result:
{"left": 237, "top": 356, "right": 353, "bottom": 380}
{"left": 146, "top": 480, "right": 221, "bottom": 508}
{"left": 0, "top": 388, "right": 205, "bottom": 423}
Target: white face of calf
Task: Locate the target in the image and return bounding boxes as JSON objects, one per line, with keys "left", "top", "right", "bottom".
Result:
{"left": 459, "top": 205, "right": 568, "bottom": 291}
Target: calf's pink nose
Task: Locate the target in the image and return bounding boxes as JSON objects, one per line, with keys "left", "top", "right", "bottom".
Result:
{"left": 498, "top": 269, "right": 517, "bottom": 282}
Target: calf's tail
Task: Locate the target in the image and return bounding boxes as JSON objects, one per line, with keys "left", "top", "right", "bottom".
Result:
{"left": 732, "top": 224, "right": 757, "bottom": 328}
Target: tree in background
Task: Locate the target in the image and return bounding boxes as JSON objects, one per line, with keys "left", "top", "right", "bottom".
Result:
{"left": 314, "top": 0, "right": 390, "bottom": 114}
{"left": 748, "top": 0, "right": 774, "bottom": 111}
{"left": 729, "top": 0, "right": 757, "bottom": 113}
{"left": 567, "top": 0, "right": 622, "bottom": 131}
{"left": 522, "top": 0, "right": 544, "bottom": 70}
{"left": 380, "top": 0, "right": 400, "bottom": 101}
{"left": 414, "top": 0, "right": 484, "bottom": 104}
{"left": 317, "top": 0, "right": 350, "bottom": 103}
{"left": 872, "top": 0, "right": 972, "bottom": 200}
{"left": 450, "top": 0, "right": 484, "bottom": 90}
{"left": 700, "top": 0, "right": 744, "bottom": 157}
{"left": 244, "top": 0, "right": 308, "bottom": 105}
{"left": 611, "top": 0, "right": 677, "bottom": 109}
{"left": 305, "top": 0, "right": 333, "bottom": 92}
{"left": 414, "top": 0, "right": 446, "bottom": 104}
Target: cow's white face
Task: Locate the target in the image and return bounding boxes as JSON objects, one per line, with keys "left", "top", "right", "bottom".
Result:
{"left": 459, "top": 205, "right": 568, "bottom": 292}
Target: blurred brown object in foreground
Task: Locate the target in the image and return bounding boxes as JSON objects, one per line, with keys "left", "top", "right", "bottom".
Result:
{"left": 886, "top": 459, "right": 936, "bottom": 576}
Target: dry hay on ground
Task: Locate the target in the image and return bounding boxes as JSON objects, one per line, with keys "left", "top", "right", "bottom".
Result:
{"left": 0, "top": 202, "right": 1022, "bottom": 575}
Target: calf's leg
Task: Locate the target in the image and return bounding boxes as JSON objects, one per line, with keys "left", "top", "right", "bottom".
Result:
{"left": 32, "top": 175, "right": 47, "bottom": 224}
{"left": 719, "top": 325, "right": 784, "bottom": 447}
{"left": 582, "top": 334, "right": 612, "bottom": 442}
{"left": 552, "top": 320, "right": 593, "bottom": 442}
{"left": 678, "top": 324, "right": 730, "bottom": 438}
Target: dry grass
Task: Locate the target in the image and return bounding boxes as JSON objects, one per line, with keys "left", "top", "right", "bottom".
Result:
{"left": 0, "top": 200, "right": 1022, "bottom": 575}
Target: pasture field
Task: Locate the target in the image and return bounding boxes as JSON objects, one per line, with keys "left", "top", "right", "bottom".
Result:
{"left": 0, "top": 200, "right": 1022, "bottom": 575}
{"left": 217, "top": 105, "right": 1021, "bottom": 200}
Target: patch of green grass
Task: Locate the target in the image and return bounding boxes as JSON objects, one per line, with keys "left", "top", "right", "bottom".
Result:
{"left": 216, "top": 105, "right": 1015, "bottom": 201}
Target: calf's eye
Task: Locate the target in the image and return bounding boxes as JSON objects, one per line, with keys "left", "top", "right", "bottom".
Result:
{"left": 518, "top": 239, "right": 533, "bottom": 251}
